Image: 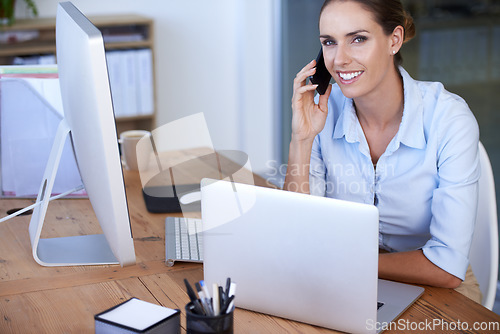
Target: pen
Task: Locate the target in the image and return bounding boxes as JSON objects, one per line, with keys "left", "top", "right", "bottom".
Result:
{"left": 218, "top": 286, "right": 224, "bottom": 310}
{"left": 227, "top": 282, "right": 237, "bottom": 313}
{"left": 200, "top": 280, "right": 214, "bottom": 316}
{"left": 196, "top": 282, "right": 214, "bottom": 316}
{"left": 224, "top": 277, "right": 231, "bottom": 302}
{"left": 184, "top": 279, "right": 198, "bottom": 301}
{"left": 220, "top": 295, "right": 235, "bottom": 314}
{"left": 200, "top": 280, "right": 211, "bottom": 301}
{"left": 184, "top": 279, "right": 205, "bottom": 315}
{"left": 195, "top": 282, "right": 202, "bottom": 296}
{"left": 212, "top": 283, "right": 220, "bottom": 316}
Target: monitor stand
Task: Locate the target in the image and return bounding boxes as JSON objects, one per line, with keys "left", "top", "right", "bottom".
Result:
{"left": 28, "top": 119, "right": 119, "bottom": 266}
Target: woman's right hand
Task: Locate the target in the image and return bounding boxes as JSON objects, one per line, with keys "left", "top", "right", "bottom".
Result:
{"left": 291, "top": 59, "right": 332, "bottom": 143}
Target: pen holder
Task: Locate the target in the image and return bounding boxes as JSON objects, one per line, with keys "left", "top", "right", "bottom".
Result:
{"left": 185, "top": 301, "right": 234, "bottom": 334}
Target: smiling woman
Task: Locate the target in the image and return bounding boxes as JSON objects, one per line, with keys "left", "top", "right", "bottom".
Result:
{"left": 284, "top": 0, "right": 482, "bottom": 304}
{"left": 320, "top": 0, "right": 415, "bottom": 66}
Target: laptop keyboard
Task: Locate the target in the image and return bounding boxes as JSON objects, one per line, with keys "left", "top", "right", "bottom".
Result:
{"left": 165, "top": 217, "right": 203, "bottom": 266}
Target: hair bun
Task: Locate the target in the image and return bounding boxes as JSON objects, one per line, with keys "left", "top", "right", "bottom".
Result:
{"left": 403, "top": 11, "right": 416, "bottom": 43}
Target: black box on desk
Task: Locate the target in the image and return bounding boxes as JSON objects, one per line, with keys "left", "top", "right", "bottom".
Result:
{"left": 95, "top": 298, "right": 180, "bottom": 334}
{"left": 142, "top": 184, "right": 200, "bottom": 213}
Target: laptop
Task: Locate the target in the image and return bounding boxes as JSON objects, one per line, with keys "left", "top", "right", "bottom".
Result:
{"left": 200, "top": 178, "right": 424, "bottom": 334}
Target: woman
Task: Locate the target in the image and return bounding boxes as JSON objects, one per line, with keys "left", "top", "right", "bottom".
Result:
{"left": 284, "top": 0, "right": 482, "bottom": 302}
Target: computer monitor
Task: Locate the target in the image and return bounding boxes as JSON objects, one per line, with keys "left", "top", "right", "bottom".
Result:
{"left": 27, "top": 2, "right": 136, "bottom": 267}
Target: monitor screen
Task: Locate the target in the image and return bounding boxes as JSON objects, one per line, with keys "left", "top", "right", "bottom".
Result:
{"left": 27, "top": 2, "right": 136, "bottom": 266}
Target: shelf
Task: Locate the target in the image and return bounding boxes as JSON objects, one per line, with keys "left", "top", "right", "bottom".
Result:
{"left": 0, "top": 39, "right": 153, "bottom": 57}
{"left": 0, "top": 44, "right": 55, "bottom": 57}
{"left": 0, "top": 15, "right": 156, "bottom": 133}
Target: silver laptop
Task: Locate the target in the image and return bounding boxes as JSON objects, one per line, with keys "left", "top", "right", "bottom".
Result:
{"left": 200, "top": 178, "right": 424, "bottom": 334}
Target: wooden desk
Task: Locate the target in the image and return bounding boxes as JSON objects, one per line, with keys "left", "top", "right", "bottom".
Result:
{"left": 1, "top": 169, "right": 500, "bottom": 333}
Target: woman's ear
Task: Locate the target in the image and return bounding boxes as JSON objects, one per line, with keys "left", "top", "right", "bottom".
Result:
{"left": 390, "top": 25, "right": 404, "bottom": 55}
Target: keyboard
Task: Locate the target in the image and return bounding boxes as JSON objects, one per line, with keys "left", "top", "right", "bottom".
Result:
{"left": 165, "top": 217, "right": 203, "bottom": 266}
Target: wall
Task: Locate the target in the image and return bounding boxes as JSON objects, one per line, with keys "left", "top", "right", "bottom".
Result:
{"left": 279, "top": 0, "right": 324, "bottom": 166}
{"left": 15, "top": 0, "right": 278, "bottom": 175}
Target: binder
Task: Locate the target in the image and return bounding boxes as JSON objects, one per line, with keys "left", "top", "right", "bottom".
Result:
{"left": 105, "top": 49, "right": 155, "bottom": 117}
{"left": 136, "top": 48, "right": 154, "bottom": 115}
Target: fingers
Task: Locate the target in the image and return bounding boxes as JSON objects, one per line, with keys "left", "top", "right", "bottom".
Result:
{"left": 317, "top": 84, "right": 332, "bottom": 112}
{"left": 292, "top": 59, "right": 320, "bottom": 109}
{"left": 293, "top": 59, "right": 317, "bottom": 92}
{"left": 291, "top": 83, "right": 317, "bottom": 110}
{"left": 296, "top": 83, "right": 318, "bottom": 95}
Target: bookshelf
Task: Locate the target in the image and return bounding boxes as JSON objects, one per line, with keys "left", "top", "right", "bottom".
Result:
{"left": 0, "top": 15, "right": 156, "bottom": 135}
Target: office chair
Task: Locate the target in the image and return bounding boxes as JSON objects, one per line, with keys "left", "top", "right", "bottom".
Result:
{"left": 469, "top": 142, "right": 499, "bottom": 310}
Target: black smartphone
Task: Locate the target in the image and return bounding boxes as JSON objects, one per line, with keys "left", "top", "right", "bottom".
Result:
{"left": 309, "top": 48, "right": 331, "bottom": 95}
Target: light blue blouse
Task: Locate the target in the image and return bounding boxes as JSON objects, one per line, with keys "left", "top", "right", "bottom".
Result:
{"left": 309, "top": 67, "right": 480, "bottom": 280}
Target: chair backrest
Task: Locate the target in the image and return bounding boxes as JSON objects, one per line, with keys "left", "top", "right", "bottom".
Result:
{"left": 469, "top": 142, "right": 499, "bottom": 309}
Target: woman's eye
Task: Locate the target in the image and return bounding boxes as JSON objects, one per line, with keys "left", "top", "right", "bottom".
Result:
{"left": 322, "top": 39, "right": 335, "bottom": 46}
{"left": 353, "top": 36, "right": 367, "bottom": 43}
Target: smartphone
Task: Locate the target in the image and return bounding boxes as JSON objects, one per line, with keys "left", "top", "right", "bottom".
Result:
{"left": 309, "top": 48, "right": 331, "bottom": 95}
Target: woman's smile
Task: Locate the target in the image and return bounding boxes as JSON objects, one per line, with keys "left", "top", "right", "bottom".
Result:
{"left": 337, "top": 70, "right": 364, "bottom": 84}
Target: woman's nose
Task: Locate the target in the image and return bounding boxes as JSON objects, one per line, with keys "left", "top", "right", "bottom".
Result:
{"left": 333, "top": 45, "right": 351, "bottom": 67}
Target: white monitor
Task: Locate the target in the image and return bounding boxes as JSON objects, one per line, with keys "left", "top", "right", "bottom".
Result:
{"left": 27, "top": 2, "right": 136, "bottom": 267}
